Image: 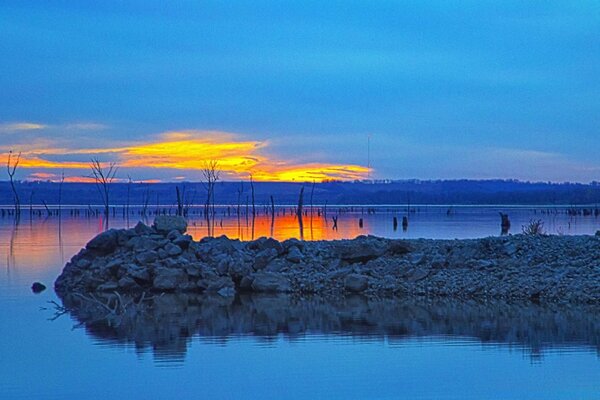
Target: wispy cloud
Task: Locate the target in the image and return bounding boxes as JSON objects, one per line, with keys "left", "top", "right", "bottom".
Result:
{"left": 0, "top": 122, "right": 47, "bottom": 132}
{"left": 5, "top": 130, "right": 369, "bottom": 182}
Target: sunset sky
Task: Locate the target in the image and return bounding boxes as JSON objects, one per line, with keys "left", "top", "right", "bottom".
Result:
{"left": 1, "top": 1, "right": 599, "bottom": 182}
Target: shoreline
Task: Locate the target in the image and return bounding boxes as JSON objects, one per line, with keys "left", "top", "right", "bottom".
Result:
{"left": 55, "top": 216, "right": 600, "bottom": 303}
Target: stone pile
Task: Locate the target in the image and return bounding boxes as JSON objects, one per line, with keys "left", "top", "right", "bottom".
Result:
{"left": 55, "top": 216, "right": 600, "bottom": 303}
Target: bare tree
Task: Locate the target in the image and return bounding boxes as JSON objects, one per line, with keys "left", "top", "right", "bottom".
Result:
{"left": 202, "top": 160, "right": 220, "bottom": 236}
{"left": 6, "top": 151, "right": 21, "bottom": 217}
{"left": 90, "top": 158, "right": 118, "bottom": 226}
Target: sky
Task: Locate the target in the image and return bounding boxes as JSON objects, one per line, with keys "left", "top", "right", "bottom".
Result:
{"left": 1, "top": 1, "right": 599, "bottom": 182}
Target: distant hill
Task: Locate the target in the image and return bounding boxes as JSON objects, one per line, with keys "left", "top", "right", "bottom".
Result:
{"left": 1, "top": 179, "right": 600, "bottom": 207}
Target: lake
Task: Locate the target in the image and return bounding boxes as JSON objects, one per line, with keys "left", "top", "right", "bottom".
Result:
{"left": 0, "top": 206, "right": 599, "bottom": 399}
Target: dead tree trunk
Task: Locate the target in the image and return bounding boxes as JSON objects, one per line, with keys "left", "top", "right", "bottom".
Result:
{"left": 7, "top": 151, "right": 21, "bottom": 218}
{"left": 297, "top": 186, "right": 304, "bottom": 240}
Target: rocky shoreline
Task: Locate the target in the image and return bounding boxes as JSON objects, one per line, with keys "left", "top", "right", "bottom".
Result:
{"left": 55, "top": 216, "right": 600, "bottom": 303}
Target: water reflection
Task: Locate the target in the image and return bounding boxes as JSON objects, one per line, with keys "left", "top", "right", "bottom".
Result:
{"left": 54, "top": 293, "right": 600, "bottom": 363}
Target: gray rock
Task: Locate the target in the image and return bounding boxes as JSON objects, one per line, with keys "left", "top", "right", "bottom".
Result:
{"left": 248, "top": 237, "right": 284, "bottom": 254}
{"left": 167, "top": 230, "right": 182, "bottom": 241}
{"left": 136, "top": 250, "right": 158, "bottom": 265}
{"left": 251, "top": 272, "right": 291, "bottom": 292}
{"left": 153, "top": 216, "right": 188, "bottom": 234}
{"left": 344, "top": 274, "right": 369, "bottom": 292}
{"left": 96, "top": 281, "right": 119, "bottom": 291}
{"left": 76, "top": 258, "right": 92, "bottom": 268}
{"left": 86, "top": 229, "right": 118, "bottom": 253}
{"left": 173, "top": 235, "right": 193, "bottom": 249}
{"left": 118, "top": 276, "right": 137, "bottom": 289}
{"left": 334, "top": 237, "right": 387, "bottom": 263}
{"left": 286, "top": 246, "right": 303, "bottom": 263}
{"left": 164, "top": 242, "right": 183, "bottom": 257}
{"left": 153, "top": 268, "right": 188, "bottom": 290}
{"left": 239, "top": 276, "right": 254, "bottom": 290}
{"left": 205, "top": 276, "right": 235, "bottom": 292}
{"left": 253, "top": 248, "right": 278, "bottom": 270}
{"left": 134, "top": 222, "right": 154, "bottom": 235}
{"left": 127, "top": 264, "right": 151, "bottom": 282}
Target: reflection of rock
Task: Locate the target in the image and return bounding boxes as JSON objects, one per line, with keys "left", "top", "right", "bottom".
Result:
{"left": 56, "top": 292, "right": 600, "bottom": 362}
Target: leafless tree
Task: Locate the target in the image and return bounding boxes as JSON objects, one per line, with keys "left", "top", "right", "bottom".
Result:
{"left": 90, "top": 158, "right": 118, "bottom": 226}
{"left": 6, "top": 151, "right": 21, "bottom": 217}
{"left": 202, "top": 160, "right": 220, "bottom": 235}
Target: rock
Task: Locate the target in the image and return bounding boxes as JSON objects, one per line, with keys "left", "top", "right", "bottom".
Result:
{"left": 97, "top": 281, "right": 119, "bottom": 291}
{"left": 31, "top": 282, "right": 46, "bottom": 293}
{"left": 76, "top": 258, "right": 92, "bottom": 268}
{"left": 136, "top": 250, "right": 158, "bottom": 265}
{"left": 129, "top": 236, "right": 161, "bottom": 252}
{"left": 251, "top": 272, "right": 291, "bottom": 292}
{"left": 153, "top": 268, "right": 188, "bottom": 291}
{"left": 387, "top": 240, "right": 411, "bottom": 255}
{"left": 153, "top": 216, "right": 188, "bottom": 234}
{"left": 344, "top": 274, "right": 369, "bottom": 292}
{"left": 249, "top": 237, "right": 284, "bottom": 254}
{"left": 408, "top": 268, "right": 430, "bottom": 282}
{"left": 167, "top": 230, "right": 182, "bottom": 241}
{"left": 505, "top": 242, "right": 518, "bottom": 257}
{"left": 127, "top": 264, "right": 151, "bottom": 282}
{"left": 134, "top": 222, "right": 154, "bottom": 235}
{"left": 164, "top": 242, "right": 183, "bottom": 257}
{"left": 286, "top": 246, "right": 303, "bottom": 263}
{"left": 118, "top": 276, "right": 137, "bottom": 289}
{"left": 239, "top": 276, "right": 254, "bottom": 290}
{"left": 253, "top": 248, "right": 278, "bottom": 270}
{"left": 334, "top": 237, "right": 387, "bottom": 263}
{"left": 205, "top": 277, "right": 235, "bottom": 293}
{"left": 86, "top": 229, "right": 118, "bottom": 253}
{"left": 173, "top": 235, "right": 193, "bottom": 250}
{"left": 185, "top": 263, "right": 203, "bottom": 278}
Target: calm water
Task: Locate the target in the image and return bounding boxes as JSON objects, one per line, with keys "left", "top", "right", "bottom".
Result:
{"left": 1, "top": 206, "right": 599, "bottom": 399}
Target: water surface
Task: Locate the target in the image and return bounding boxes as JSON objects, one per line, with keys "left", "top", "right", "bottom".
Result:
{"left": 1, "top": 206, "right": 599, "bottom": 399}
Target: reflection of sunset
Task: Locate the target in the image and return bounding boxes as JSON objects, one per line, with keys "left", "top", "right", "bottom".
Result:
{"left": 186, "top": 212, "right": 365, "bottom": 241}
{"left": 3, "top": 131, "right": 369, "bottom": 182}
{"left": 0, "top": 213, "right": 368, "bottom": 275}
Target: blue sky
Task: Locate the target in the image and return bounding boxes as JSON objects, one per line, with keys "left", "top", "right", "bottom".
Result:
{"left": 1, "top": 1, "right": 599, "bottom": 182}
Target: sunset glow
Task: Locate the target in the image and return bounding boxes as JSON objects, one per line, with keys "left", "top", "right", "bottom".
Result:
{"left": 4, "top": 131, "right": 369, "bottom": 182}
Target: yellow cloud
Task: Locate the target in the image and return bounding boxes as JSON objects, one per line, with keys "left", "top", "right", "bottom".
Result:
{"left": 3, "top": 130, "right": 370, "bottom": 182}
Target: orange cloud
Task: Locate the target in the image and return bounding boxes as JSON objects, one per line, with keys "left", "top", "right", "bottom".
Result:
{"left": 4, "top": 130, "right": 370, "bottom": 182}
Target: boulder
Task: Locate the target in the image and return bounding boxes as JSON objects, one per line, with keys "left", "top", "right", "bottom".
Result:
{"left": 251, "top": 272, "right": 291, "bottom": 292}
{"left": 344, "top": 274, "right": 369, "bottom": 292}
{"left": 86, "top": 229, "right": 118, "bottom": 253}
{"left": 334, "top": 237, "right": 387, "bottom": 263}
{"left": 134, "top": 221, "right": 154, "bottom": 235}
{"left": 286, "top": 246, "right": 303, "bottom": 263}
{"left": 126, "top": 264, "right": 151, "bottom": 282}
{"left": 164, "top": 242, "right": 183, "bottom": 257}
{"left": 136, "top": 250, "right": 158, "bottom": 265}
{"left": 173, "top": 235, "right": 193, "bottom": 250}
{"left": 253, "top": 248, "right": 278, "bottom": 270}
{"left": 153, "top": 268, "right": 188, "bottom": 291}
{"left": 31, "top": 282, "right": 46, "bottom": 293}
{"left": 248, "top": 237, "right": 284, "bottom": 255}
{"left": 153, "top": 216, "right": 188, "bottom": 234}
